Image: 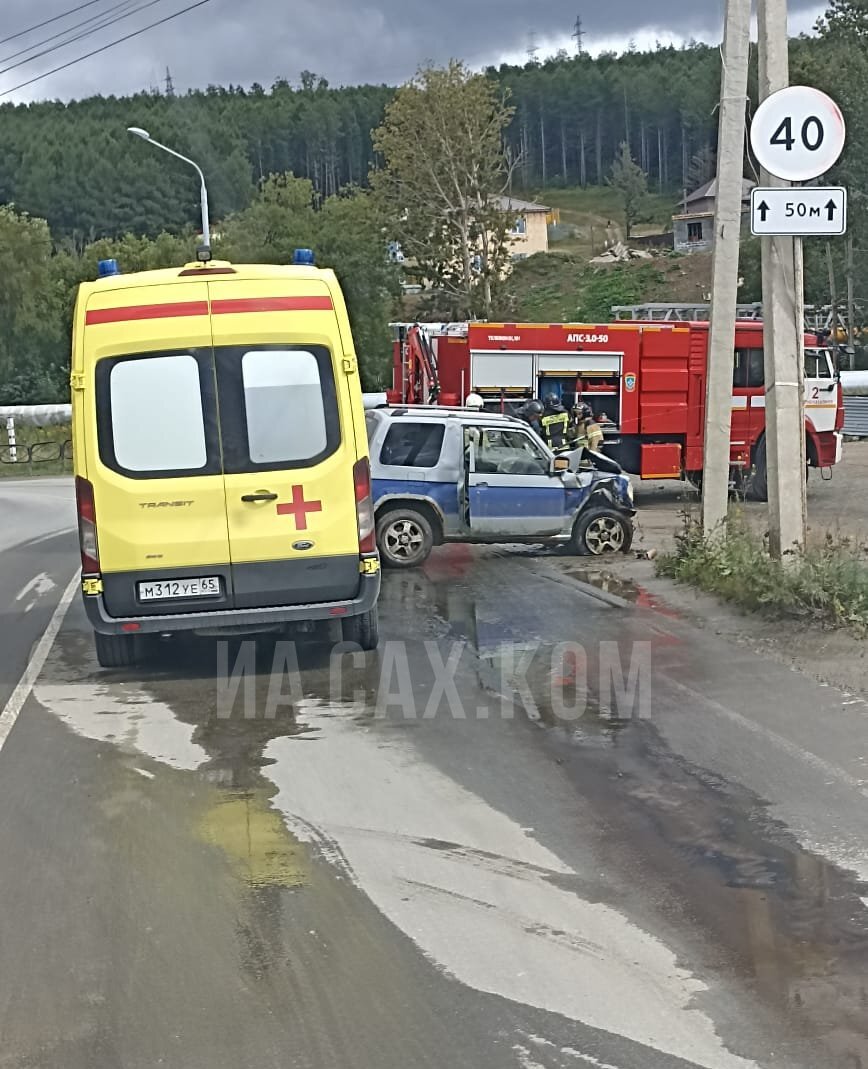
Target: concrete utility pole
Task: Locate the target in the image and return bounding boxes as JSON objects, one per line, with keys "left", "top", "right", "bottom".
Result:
{"left": 757, "top": 0, "right": 807, "bottom": 558}
{"left": 846, "top": 232, "right": 856, "bottom": 368}
{"left": 701, "top": 0, "right": 752, "bottom": 536}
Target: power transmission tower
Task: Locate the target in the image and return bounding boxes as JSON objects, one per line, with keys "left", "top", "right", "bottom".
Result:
{"left": 164, "top": 66, "right": 175, "bottom": 97}
{"left": 572, "top": 15, "right": 585, "bottom": 54}
{"left": 527, "top": 31, "right": 539, "bottom": 63}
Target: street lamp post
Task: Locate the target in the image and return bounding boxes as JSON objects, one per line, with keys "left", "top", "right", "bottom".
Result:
{"left": 127, "top": 127, "right": 211, "bottom": 260}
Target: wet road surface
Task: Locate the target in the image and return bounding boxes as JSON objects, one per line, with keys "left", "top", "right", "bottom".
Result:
{"left": 3, "top": 489, "right": 868, "bottom": 1068}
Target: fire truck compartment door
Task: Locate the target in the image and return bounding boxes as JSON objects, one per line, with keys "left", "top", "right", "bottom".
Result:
{"left": 471, "top": 353, "right": 534, "bottom": 390}
{"left": 466, "top": 427, "right": 564, "bottom": 537}
{"left": 536, "top": 354, "right": 623, "bottom": 374}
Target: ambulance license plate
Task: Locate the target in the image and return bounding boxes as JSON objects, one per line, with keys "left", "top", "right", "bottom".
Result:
{"left": 138, "top": 577, "right": 220, "bottom": 601}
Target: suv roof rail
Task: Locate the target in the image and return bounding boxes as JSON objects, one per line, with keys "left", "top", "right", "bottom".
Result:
{"left": 387, "top": 405, "right": 516, "bottom": 419}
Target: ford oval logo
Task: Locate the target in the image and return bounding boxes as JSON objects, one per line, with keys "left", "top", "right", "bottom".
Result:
{"left": 293, "top": 540, "right": 315, "bottom": 551}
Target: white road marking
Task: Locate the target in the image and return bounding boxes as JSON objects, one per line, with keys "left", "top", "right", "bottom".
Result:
{"left": 662, "top": 675, "right": 868, "bottom": 884}
{"left": 664, "top": 676, "right": 868, "bottom": 799}
{"left": 0, "top": 573, "right": 78, "bottom": 754}
{"left": 264, "top": 703, "right": 758, "bottom": 1069}
{"left": 15, "top": 573, "right": 56, "bottom": 603}
{"left": 133, "top": 767, "right": 156, "bottom": 780}
{"left": 24, "top": 528, "right": 77, "bottom": 546}
{"left": 519, "top": 1033, "right": 628, "bottom": 1069}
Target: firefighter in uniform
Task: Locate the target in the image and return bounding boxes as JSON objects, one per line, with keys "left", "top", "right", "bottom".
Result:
{"left": 540, "top": 395, "right": 570, "bottom": 450}
{"left": 570, "top": 402, "right": 605, "bottom": 454}
{"left": 516, "top": 399, "right": 544, "bottom": 436}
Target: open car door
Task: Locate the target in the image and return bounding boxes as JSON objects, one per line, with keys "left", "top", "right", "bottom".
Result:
{"left": 465, "top": 426, "right": 565, "bottom": 537}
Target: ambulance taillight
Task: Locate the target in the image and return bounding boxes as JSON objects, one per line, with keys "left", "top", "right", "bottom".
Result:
{"left": 353, "top": 458, "right": 376, "bottom": 555}
{"left": 75, "top": 476, "right": 100, "bottom": 575}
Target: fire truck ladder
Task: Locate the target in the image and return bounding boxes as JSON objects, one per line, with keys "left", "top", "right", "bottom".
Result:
{"left": 404, "top": 324, "right": 441, "bottom": 404}
{"left": 611, "top": 303, "right": 764, "bottom": 322}
{"left": 611, "top": 302, "right": 846, "bottom": 334}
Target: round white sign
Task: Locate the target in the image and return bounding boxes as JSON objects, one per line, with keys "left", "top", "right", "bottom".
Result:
{"left": 750, "top": 85, "right": 846, "bottom": 182}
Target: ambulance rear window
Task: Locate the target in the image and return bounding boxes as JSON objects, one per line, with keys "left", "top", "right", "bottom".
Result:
{"left": 96, "top": 349, "right": 222, "bottom": 480}
{"left": 215, "top": 344, "right": 341, "bottom": 474}
{"left": 109, "top": 354, "right": 207, "bottom": 472}
{"left": 241, "top": 349, "right": 327, "bottom": 464}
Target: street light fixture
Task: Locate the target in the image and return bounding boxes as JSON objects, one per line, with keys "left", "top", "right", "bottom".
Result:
{"left": 127, "top": 126, "right": 211, "bottom": 261}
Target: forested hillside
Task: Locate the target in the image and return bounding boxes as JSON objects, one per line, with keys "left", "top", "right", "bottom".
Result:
{"left": 0, "top": 0, "right": 866, "bottom": 404}
{"left": 0, "top": 48, "right": 731, "bottom": 244}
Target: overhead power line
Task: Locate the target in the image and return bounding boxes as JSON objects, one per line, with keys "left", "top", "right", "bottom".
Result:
{"left": 0, "top": 0, "right": 108, "bottom": 48}
{"left": 0, "top": 0, "right": 166, "bottom": 78}
{"left": 0, "top": 0, "right": 213, "bottom": 98}
{"left": 0, "top": 0, "right": 138, "bottom": 70}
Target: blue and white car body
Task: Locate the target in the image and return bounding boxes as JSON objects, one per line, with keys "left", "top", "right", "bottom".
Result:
{"left": 365, "top": 406, "right": 635, "bottom": 567}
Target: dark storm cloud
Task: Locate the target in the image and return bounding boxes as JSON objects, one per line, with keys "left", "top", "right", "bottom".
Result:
{"left": 1, "top": 0, "right": 826, "bottom": 102}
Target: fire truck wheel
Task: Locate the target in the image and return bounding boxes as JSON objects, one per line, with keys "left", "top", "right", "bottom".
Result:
{"left": 377, "top": 508, "right": 434, "bottom": 568}
{"left": 745, "top": 437, "right": 768, "bottom": 502}
{"left": 572, "top": 508, "right": 633, "bottom": 556}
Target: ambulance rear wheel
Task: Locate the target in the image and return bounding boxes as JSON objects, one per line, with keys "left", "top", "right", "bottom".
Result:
{"left": 572, "top": 508, "right": 633, "bottom": 556}
{"left": 94, "top": 630, "right": 139, "bottom": 669}
{"left": 341, "top": 607, "right": 380, "bottom": 651}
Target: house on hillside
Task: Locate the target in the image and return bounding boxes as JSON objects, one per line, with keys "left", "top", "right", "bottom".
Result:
{"left": 387, "top": 195, "right": 551, "bottom": 278}
{"left": 496, "top": 195, "right": 551, "bottom": 260}
{"left": 672, "top": 177, "right": 755, "bottom": 253}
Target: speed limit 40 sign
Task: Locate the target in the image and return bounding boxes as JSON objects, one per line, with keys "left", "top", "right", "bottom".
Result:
{"left": 750, "top": 86, "right": 846, "bottom": 182}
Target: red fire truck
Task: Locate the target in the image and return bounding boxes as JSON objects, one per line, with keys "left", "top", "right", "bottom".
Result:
{"left": 387, "top": 320, "right": 844, "bottom": 497}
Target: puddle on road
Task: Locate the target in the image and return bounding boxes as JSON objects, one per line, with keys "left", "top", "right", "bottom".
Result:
{"left": 37, "top": 558, "right": 868, "bottom": 1067}
{"left": 533, "top": 706, "right": 868, "bottom": 1068}
{"left": 377, "top": 555, "right": 868, "bottom": 1066}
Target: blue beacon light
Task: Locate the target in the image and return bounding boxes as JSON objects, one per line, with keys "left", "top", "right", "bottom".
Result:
{"left": 97, "top": 259, "right": 121, "bottom": 277}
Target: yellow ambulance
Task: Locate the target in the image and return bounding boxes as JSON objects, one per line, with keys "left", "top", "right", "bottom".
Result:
{"left": 71, "top": 253, "right": 380, "bottom": 667}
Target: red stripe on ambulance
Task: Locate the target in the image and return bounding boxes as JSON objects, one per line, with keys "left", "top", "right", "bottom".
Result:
{"left": 210, "top": 296, "right": 333, "bottom": 315}
{"left": 85, "top": 301, "right": 209, "bottom": 325}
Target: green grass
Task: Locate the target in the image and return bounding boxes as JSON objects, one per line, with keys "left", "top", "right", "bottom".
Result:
{"left": 527, "top": 186, "right": 678, "bottom": 257}
{"left": 657, "top": 513, "right": 868, "bottom": 635}
{"left": 496, "top": 185, "right": 713, "bottom": 322}
{"left": 0, "top": 424, "right": 73, "bottom": 478}
{"left": 503, "top": 251, "right": 704, "bottom": 324}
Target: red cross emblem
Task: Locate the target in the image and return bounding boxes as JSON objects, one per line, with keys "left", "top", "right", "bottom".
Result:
{"left": 276, "top": 485, "right": 322, "bottom": 530}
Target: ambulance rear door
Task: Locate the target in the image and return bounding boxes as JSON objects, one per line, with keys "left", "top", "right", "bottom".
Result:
{"left": 84, "top": 280, "right": 234, "bottom": 618}
{"left": 208, "top": 278, "right": 363, "bottom": 609}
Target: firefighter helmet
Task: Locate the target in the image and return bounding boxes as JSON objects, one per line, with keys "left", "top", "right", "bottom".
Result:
{"left": 465, "top": 392, "right": 485, "bottom": 410}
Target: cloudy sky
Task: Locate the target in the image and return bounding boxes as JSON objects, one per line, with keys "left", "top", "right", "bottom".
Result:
{"left": 0, "top": 0, "right": 827, "bottom": 104}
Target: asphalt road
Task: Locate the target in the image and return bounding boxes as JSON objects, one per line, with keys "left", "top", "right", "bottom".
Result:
{"left": 3, "top": 482, "right": 868, "bottom": 1069}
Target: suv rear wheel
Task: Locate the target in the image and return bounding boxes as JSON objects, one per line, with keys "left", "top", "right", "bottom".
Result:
{"left": 376, "top": 508, "right": 435, "bottom": 568}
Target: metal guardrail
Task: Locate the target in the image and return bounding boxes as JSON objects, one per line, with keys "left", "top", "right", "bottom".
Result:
{"left": 843, "top": 397, "right": 868, "bottom": 438}
{"left": 0, "top": 440, "right": 73, "bottom": 465}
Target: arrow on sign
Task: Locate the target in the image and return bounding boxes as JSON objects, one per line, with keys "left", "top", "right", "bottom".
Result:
{"left": 757, "top": 200, "right": 770, "bottom": 222}
{"left": 826, "top": 199, "right": 839, "bottom": 222}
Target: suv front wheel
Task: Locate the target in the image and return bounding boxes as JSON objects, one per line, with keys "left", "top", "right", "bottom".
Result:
{"left": 376, "top": 508, "right": 435, "bottom": 568}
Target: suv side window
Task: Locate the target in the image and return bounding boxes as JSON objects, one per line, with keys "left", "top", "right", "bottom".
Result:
{"left": 380, "top": 423, "right": 445, "bottom": 467}
{"left": 474, "top": 428, "right": 550, "bottom": 476}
